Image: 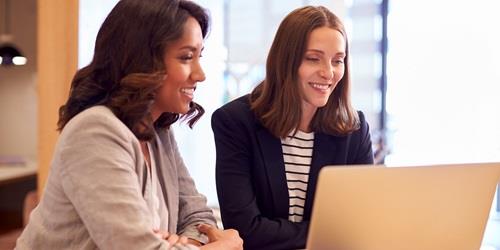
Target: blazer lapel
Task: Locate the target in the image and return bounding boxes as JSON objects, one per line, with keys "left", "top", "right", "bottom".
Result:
{"left": 256, "top": 127, "right": 289, "bottom": 218}
{"left": 303, "top": 133, "right": 346, "bottom": 219}
{"left": 153, "top": 131, "right": 179, "bottom": 233}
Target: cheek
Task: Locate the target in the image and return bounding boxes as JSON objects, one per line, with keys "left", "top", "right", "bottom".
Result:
{"left": 335, "top": 67, "right": 345, "bottom": 82}
{"left": 164, "top": 59, "right": 188, "bottom": 81}
{"left": 156, "top": 82, "right": 174, "bottom": 102}
{"left": 167, "top": 64, "right": 190, "bottom": 82}
{"left": 297, "top": 66, "right": 306, "bottom": 82}
{"left": 298, "top": 64, "right": 314, "bottom": 82}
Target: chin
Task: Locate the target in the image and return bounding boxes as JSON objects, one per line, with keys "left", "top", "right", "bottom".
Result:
{"left": 178, "top": 106, "right": 191, "bottom": 114}
{"left": 315, "top": 100, "right": 329, "bottom": 108}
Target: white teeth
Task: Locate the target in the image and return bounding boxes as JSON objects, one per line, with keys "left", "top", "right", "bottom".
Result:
{"left": 181, "top": 87, "right": 195, "bottom": 95}
{"left": 310, "top": 82, "right": 331, "bottom": 90}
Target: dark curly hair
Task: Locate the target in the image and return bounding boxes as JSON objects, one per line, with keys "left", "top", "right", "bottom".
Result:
{"left": 57, "top": 0, "right": 210, "bottom": 141}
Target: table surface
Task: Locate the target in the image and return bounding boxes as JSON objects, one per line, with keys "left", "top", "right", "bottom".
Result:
{"left": 0, "top": 161, "right": 37, "bottom": 185}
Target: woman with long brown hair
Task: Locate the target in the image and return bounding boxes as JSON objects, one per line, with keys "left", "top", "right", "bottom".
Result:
{"left": 212, "top": 6, "right": 374, "bottom": 249}
{"left": 16, "top": 0, "right": 242, "bottom": 249}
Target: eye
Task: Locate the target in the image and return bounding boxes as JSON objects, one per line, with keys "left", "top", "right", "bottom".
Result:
{"left": 333, "top": 58, "right": 344, "bottom": 65}
{"left": 179, "top": 54, "right": 194, "bottom": 61}
{"left": 305, "top": 56, "right": 320, "bottom": 62}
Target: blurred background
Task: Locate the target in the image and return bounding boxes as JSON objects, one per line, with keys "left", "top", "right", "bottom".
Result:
{"left": 1, "top": 0, "right": 499, "bottom": 248}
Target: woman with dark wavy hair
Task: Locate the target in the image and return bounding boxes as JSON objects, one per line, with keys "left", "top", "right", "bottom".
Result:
{"left": 16, "top": 0, "right": 242, "bottom": 249}
{"left": 212, "top": 6, "right": 374, "bottom": 249}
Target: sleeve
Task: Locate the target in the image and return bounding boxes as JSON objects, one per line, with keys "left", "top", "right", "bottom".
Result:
{"left": 58, "top": 112, "right": 170, "bottom": 249}
{"left": 353, "top": 111, "right": 375, "bottom": 164}
{"left": 166, "top": 130, "right": 217, "bottom": 244}
{"left": 212, "top": 107, "right": 308, "bottom": 250}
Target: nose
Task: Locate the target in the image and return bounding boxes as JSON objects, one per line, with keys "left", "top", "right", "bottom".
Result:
{"left": 319, "top": 62, "right": 334, "bottom": 80}
{"left": 191, "top": 61, "right": 206, "bottom": 82}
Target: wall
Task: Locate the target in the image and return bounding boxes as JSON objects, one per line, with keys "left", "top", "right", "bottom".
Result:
{"left": 37, "top": 0, "right": 78, "bottom": 193}
{"left": 0, "top": 0, "right": 78, "bottom": 193}
{"left": 0, "top": 0, "right": 37, "bottom": 231}
{"left": 0, "top": 0, "right": 37, "bottom": 161}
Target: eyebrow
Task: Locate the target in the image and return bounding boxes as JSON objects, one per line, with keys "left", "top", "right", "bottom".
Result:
{"left": 306, "top": 49, "right": 345, "bottom": 56}
{"left": 179, "top": 45, "right": 204, "bottom": 52}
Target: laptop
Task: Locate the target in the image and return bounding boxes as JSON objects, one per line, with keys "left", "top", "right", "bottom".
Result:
{"left": 306, "top": 163, "right": 500, "bottom": 250}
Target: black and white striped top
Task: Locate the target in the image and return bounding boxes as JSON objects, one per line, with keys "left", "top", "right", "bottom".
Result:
{"left": 281, "top": 130, "right": 314, "bottom": 222}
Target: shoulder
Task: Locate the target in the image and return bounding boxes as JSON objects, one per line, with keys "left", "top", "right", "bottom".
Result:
{"left": 64, "top": 105, "right": 127, "bottom": 130}
{"left": 212, "top": 94, "right": 255, "bottom": 124}
{"left": 211, "top": 94, "right": 263, "bottom": 140}
{"left": 53, "top": 106, "right": 142, "bottom": 176}
{"left": 356, "top": 110, "right": 369, "bottom": 131}
{"left": 357, "top": 110, "right": 368, "bottom": 124}
{"left": 346, "top": 110, "right": 372, "bottom": 147}
{"left": 215, "top": 95, "right": 252, "bottom": 115}
{"left": 64, "top": 105, "right": 118, "bottom": 126}
{"left": 60, "top": 105, "right": 135, "bottom": 145}
{"left": 321, "top": 110, "right": 370, "bottom": 140}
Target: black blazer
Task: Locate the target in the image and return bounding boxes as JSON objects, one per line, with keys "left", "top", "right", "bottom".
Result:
{"left": 211, "top": 95, "right": 374, "bottom": 250}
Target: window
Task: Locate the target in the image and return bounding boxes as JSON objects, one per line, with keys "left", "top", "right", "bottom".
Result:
{"left": 385, "top": 0, "right": 500, "bottom": 246}
{"left": 385, "top": 0, "right": 500, "bottom": 165}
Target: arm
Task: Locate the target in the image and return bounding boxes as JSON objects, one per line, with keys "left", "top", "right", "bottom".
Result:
{"left": 165, "top": 130, "right": 217, "bottom": 244}
{"left": 353, "top": 111, "right": 375, "bottom": 164}
{"left": 212, "top": 107, "right": 308, "bottom": 250}
{"left": 58, "top": 110, "right": 169, "bottom": 249}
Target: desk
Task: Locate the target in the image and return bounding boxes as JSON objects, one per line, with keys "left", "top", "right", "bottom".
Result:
{"left": 0, "top": 161, "right": 37, "bottom": 186}
{"left": 0, "top": 161, "right": 37, "bottom": 230}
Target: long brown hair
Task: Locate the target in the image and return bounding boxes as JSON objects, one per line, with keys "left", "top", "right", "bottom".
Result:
{"left": 57, "top": 0, "right": 210, "bottom": 141}
{"left": 250, "top": 6, "right": 359, "bottom": 138}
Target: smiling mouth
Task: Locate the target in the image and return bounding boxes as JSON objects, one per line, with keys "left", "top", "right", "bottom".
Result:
{"left": 309, "top": 82, "right": 332, "bottom": 92}
{"left": 181, "top": 87, "right": 196, "bottom": 96}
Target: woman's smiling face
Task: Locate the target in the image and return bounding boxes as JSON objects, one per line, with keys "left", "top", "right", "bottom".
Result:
{"left": 151, "top": 16, "right": 206, "bottom": 119}
{"left": 298, "top": 26, "right": 346, "bottom": 116}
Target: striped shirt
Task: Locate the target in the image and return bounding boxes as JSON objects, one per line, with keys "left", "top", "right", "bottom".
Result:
{"left": 281, "top": 130, "right": 314, "bottom": 222}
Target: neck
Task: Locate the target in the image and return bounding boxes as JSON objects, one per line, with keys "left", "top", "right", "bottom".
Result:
{"left": 150, "top": 107, "right": 161, "bottom": 123}
{"left": 299, "top": 103, "right": 317, "bottom": 133}
{"left": 298, "top": 116, "right": 313, "bottom": 133}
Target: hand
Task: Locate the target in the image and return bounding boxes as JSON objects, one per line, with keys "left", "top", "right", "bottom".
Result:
{"left": 153, "top": 229, "right": 170, "bottom": 240}
{"left": 197, "top": 224, "right": 243, "bottom": 250}
{"left": 153, "top": 229, "right": 189, "bottom": 247}
{"left": 166, "top": 234, "right": 189, "bottom": 247}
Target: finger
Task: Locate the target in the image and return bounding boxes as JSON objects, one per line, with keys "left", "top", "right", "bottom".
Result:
{"left": 196, "top": 224, "right": 213, "bottom": 234}
{"left": 198, "top": 224, "right": 222, "bottom": 243}
{"left": 167, "top": 234, "right": 180, "bottom": 246}
{"left": 178, "top": 236, "right": 188, "bottom": 245}
{"left": 160, "top": 231, "right": 170, "bottom": 240}
{"left": 186, "top": 238, "right": 203, "bottom": 247}
{"left": 153, "top": 229, "right": 170, "bottom": 239}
